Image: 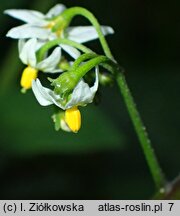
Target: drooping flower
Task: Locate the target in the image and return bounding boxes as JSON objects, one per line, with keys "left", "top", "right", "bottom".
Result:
{"left": 32, "top": 67, "right": 99, "bottom": 132}
{"left": 18, "top": 37, "right": 84, "bottom": 91}
{"left": 5, "top": 4, "right": 66, "bottom": 40}
{"left": 18, "top": 38, "right": 62, "bottom": 91}
{"left": 5, "top": 4, "right": 114, "bottom": 44}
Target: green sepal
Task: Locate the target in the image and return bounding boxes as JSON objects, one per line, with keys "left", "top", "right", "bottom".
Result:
{"left": 51, "top": 70, "right": 80, "bottom": 96}
{"left": 52, "top": 112, "right": 63, "bottom": 131}
{"left": 58, "top": 58, "right": 71, "bottom": 71}
{"left": 52, "top": 111, "right": 71, "bottom": 132}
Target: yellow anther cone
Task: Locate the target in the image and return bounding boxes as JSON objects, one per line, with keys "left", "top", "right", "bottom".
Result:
{"left": 20, "top": 66, "right": 38, "bottom": 90}
{"left": 45, "top": 21, "right": 62, "bottom": 37}
{"left": 65, "top": 107, "right": 81, "bottom": 133}
{"left": 46, "top": 21, "right": 56, "bottom": 29}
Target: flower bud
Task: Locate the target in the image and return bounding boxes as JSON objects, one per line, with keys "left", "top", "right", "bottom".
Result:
{"left": 58, "top": 58, "right": 70, "bottom": 71}
{"left": 51, "top": 71, "right": 79, "bottom": 96}
{"left": 65, "top": 107, "right": 81, "bottom": 133}
{"left": 99, "top": 72, "right": 114, "bottom": 86}
{"left": 20, "top": 66, "right": 38, "bottom": 90}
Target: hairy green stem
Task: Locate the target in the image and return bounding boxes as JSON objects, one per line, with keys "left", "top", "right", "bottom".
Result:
{"left": 68, "top": 52, "right": 166, "bottom": 190}
{"left": 53, "top": 55, "right": 111, "bottom": 94}
{"left": 54, "top": 7, "right": 113, "bottom": 59}
{"left": 115, "top": 71, "right": 166, "bottom": 189}
{"left": 73, "top": 56, "right": 111, "bottom": 78}
{"left": 36, "top": 38, "right": 92, "bottom": 62}
{"left": 71, "top": 53, "right": 98, "bottom": 70}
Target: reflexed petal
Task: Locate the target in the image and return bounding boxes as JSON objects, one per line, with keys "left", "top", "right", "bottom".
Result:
{"left": 19, "top": 38, "right": 37, "bottom": 67}
{"left": 18, "top": 38, "right": 44, "bottom": 61}
{"left": 66, "top": 26, "right": 114, "bottom": 43}
{"left": 90, "top": 66, "right": 99, "bottom": 93}
{"left": 61, "top": 44, "right": 81, "bottom": 59}
{"left": 4, "top": 9, "right": 47, "bottom": 26}
{"left": 37, "top": 47, "right": 62, "bottom": 72}
{"left": 32, "top": 79, "right": 63, "bottom": 108}
{"left": 46, "top": 4, "right": 66, "bottom": 18}
{"left": 6, "top": 24, "right": 51, "bottom": 39}
{"left": 32, "top": 79, "right": 54, "bottom": 106}
{"left": 65, "top": 67, "right": 99, "bottom": 109}
{"left": 18, "top": 39, "right": 25, "bottom": 54}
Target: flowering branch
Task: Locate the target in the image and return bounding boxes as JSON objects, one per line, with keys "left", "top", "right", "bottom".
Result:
{"left": 4, "top": 3, "right": 167, "bottom": 193}
{"left": 55, "top": 7, "right": 167, "bottom": 190}
{"left": 51, "top": 55, "right": 112, "bottom": 96}
{"left": 52, "top": 50, "right": 166, "bottom": 190}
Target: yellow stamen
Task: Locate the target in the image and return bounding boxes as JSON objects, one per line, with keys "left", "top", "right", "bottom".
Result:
{"left": 65, "top": 107, "right": 81, "bottom": 133}
{"left": 56, "top": 29, "right": 62, "bottom": 37}
{"left": 45, "top": 21, "right": 62, "bottom": 37}
{"left": 45, "top": 21, "right": 56, "bottom": 29}
{"left": 20, "top": 66, "right": 38, "bottom": 90}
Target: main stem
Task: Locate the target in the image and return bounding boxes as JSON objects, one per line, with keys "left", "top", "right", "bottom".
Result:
{"left": 116, "top": 71, "right": 166, "bottom": 190}
{"left": 54, "top": 6, "right": 166, "bottom": 190}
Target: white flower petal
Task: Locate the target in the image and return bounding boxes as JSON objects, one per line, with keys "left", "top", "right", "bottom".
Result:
{"left": 65, "top": 67, "right": 99, "bottom": 109}
{"left": 6, "top": 24, "right": 51, "bottom": 39}
{"left": 32, "top": 79, "right": 63, "bottom": 108}
{"left": 32, "top": 67, "right": 99, "bottom": 110}
{"left": 46, "top": 4, "right": 66, "bottom": 18}
{"left": 90, "top": 66, "right": 99, "bottom": 93}
{"left": 4, "top": 9, "right": 47, "bottom": 26}
{"left": 18, "top": 39, "right": 25, "bottom": 54}
{"left": 60, "top": 119, "right": 71, "bottom": 132}
{"left": 44, "top": 68, "right": 63, "bottom": 73}
{"left": 19, "top": 38, "right": 37, "bottom": 66}
{"left": 66, "top": 26, "right": 114, "bottom": 43}
{"left": 37, "top": 47, "right": 62, "bottom": 72}
{"left": 61, "top": 44, "right": 81, "bottom": 59}
{"left": 32, "top": 79, "right": 54, "bottom": 106}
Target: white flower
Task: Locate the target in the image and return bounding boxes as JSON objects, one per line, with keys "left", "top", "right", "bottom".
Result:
{"left": 19, "top": 37, "right": 82, "bottom": 91}
{"left": 19, "top": 37, "right": 82, "bottom": 72}
{"left": 32, "top": 67, "right": 99, "bottom": 110}
{"left": 5, "top": 4, "right": 66, "bottom": 39}
{"left": 19, "top": 38, "right": 64, "bottom": 91}
{"left": 19, "top": 37, "right": 94, "bottom": 90}
{"left": 5, "top": 4, "right": 114, "bottom": 44}
{"left": 19, "top": 38, "right": 62, "bottom": 73}
{"left": 32, "top": 66, "right": 99, "bottom": 132}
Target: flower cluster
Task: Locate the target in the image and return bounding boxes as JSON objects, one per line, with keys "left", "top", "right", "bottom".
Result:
{"left": 5, "top": 4, "right": 114, "bottom": 133}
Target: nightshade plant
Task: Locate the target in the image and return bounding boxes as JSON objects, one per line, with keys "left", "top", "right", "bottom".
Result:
{"left": 5, "top": 3, "right": 174, "bottom": 198}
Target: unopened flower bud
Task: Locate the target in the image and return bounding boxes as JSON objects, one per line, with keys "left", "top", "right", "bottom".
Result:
{"left": 99, "top": 72, "right": 114, "bottom": 86}
{"left": 51, "top": 71, "right": 79, "bottom": 96}
{"left": 58, "top": 58, "right": 70, "bottom": 71}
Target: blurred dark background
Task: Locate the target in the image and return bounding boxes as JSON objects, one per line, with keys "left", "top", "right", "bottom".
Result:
{"left": 0, "top": 0, "right": 180, "bottom": 199}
